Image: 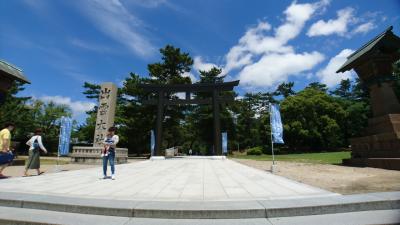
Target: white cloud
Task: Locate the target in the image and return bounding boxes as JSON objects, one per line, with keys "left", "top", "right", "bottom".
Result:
{"left": 276, "top": 1, "right": 319, "bottom": 43}
{"left": 317, "top": 49, "right": 354, "bottom": 88}
{"left": 77, "top": 0, "right": 156, "bottom": 58}
{"left": 307, "top": 7, "right": 354, "bottom": 37}
{"left": 70, "top": 38, "right": 114, "bottom": 53}
{"left": 39, "top": 96, "right": 96, "bottom": 119}
{"left": 124, "top": 0, "right": 167, "bottom": 8}
{"left": 193, "top": 56, "right": 219, "bottom": 72}
{"left": 223, "top": 0, "right": 325, "bottom": 74}
{"left": 195, "top": 0, "right": 329, "bottom": 90}
{"left": 224, "top": 45, "right": 254, "bottom": 74}
{"left": 239, "top": 52, "right": 325, "bottom": 88}
{"left": 352, "top": 22, "right": 376, "bottom": 35}
{"left": 174, "top": 92, "right": 186, "bottom": 99}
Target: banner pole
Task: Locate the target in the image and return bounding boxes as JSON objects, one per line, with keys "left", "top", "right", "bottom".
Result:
{"left": 269, "top": 104, "right": 276, "bottom": 173}
{"left": 54, "top": 117, "right": 63, "bottom": 173}
{"left": 269, "top": 104, "right": 275, "bottom": 165}
{"left": 271, "top": 137, "right": 275, "bottom": 165}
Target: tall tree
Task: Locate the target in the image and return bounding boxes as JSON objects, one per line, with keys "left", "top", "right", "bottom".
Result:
{"left": 274, "top": 82, "right": 295, "bottom": 98}
{"left": 148, "top": 45, "right": 193, "bottom": 84}
{"left": 29, "top": 100, "right": 72, "bottom": 152}
{"left": 281, "top": 87, "right": 345, "bottom": 151}
{"left": 306, "top": 82, "right": 328, "bottom": 92}
{"left": 119, "top": 73, "right": 156, "bottom": 155}
{"left": 331, "top": 79, "right": 370, "bottom": 145}
{"left": 74, "top": 83, "right": 101, "bottom": 143}
{"left": 330, "top": 79, "right": 352, "bottom": 99}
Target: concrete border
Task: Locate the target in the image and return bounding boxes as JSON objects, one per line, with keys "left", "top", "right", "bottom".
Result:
{"left": 0, "top": 191, "right": 398, "bottom": 219}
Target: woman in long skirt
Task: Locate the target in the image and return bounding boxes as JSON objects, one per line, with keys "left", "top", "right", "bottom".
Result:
{"left": 24, "top": 128, "right": 47, "bottom": 176}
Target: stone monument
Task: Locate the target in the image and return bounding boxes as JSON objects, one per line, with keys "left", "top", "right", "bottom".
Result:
{"left": 337, "top": 26, "right": 400, "bottom": 170}
{"left": 70, "top": 82, "right": 128, "bottom": 164}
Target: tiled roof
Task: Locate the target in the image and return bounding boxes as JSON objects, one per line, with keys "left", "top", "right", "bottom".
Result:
{"left": 337, "top": 26, "right": 400, "bottom": 73}
{"left": 0, "top": 60, "right": 30, "bottom": 84}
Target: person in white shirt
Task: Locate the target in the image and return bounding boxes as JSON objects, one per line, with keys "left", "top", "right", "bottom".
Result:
{"left": 102, "top": 127, "right": 119, "bottom": 180}
{"left": 24, "top": 128, "right": 47, "bottom": 176}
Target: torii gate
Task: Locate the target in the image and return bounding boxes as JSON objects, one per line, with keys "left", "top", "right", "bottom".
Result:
{"left": 139, "top": 80, "right": 240, "bottom": 156}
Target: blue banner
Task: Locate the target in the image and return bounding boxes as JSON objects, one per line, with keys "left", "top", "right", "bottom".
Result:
{"left": 270, "top": 104, "right": 284, "bottom": 144}
{"left": 222, "top": 132, "right": 228, "bottom": 154}
{"left": 150, "top": 130, "right": 155, "bottom": 156}
{"left": 58, "top": 117, "right": 72, "bottom": 156}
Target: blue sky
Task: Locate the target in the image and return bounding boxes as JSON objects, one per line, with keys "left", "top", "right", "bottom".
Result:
{"left": 1, "top": 0, "right": 399, "bottom": 123}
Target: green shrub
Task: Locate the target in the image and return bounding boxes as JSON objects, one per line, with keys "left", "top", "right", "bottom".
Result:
{"left": 246, "top": 147, "right": 263, "bottom": 155}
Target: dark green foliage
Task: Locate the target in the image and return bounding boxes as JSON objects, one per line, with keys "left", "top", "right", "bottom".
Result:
{"left": 246, "top": 147, "right": 263, "bottom": 155}
{"left": 198, "top": 67, "right": 225, "bottom": 84}
{"left": 0, "top": 82, "right": 71, "bottom": 153}
{"left": 306, "top": 82, "right": 328, "bottom": 92}
{"left": 274, "top": 82, "right": 295, "bottom": 98}
{"left": 0, "top": 81, "right": 32, "bottom": 141}
{"left": 281, "top": 88, "right": 345, "bottom": 151}
{"left": 330, "top": 79, "right": 370, "bottom": 145}
{"left": 148, "top": 45, "right": 193, "bottom": 84}
{"left": 82, "top": 82, "right": 101, "bottom": 99}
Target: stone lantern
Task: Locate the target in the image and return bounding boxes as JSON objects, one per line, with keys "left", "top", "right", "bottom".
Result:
{"left": 337, "top": 26, "right": 400, "bottom": 170}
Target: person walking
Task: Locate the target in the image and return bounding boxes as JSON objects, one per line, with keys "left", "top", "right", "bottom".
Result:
{"left": 24, "top": 128, "right": 47, "bottom": 176}
{"left": 102, "top": 127, "right": 119, "bottom": 180}
{"left": 0, "top": 123, "right": 15, "bottom": 178}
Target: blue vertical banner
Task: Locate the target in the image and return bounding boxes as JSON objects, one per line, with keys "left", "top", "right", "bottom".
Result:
{"left": 150, "top": 130, "right": 155, "bottom": 156}
{"left": 58, "top": 116, "right": 73, "bottom": 156}
{"left": 222, "top": 132, "right": 228, "bottom": 154}
{"left": 270, "top": 104, "right": 284, "bottom": 144}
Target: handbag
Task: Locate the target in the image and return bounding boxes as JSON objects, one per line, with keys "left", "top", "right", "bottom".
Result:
{"left": 0, "top": 152, "right": 14, "bottom": 165}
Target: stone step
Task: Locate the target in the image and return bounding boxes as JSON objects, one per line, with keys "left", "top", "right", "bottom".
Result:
{"left": 0, "top": 191, "right": 399, "bottom": 219}
{"left": 0, "top": 206, "right": 130, "bottom": 225}
{"left": 268, "top": 209, "right": 400, "bottom": 225}
{"left": 0, "top": 206, "right": 399, "bottom": 225}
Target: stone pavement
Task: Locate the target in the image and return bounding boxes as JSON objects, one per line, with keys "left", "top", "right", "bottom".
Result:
{"left": 1, "top": 158, "right": 399, "bottom": 224}
{"left": 0, "top": 158, "right": 335, "bottom": 201}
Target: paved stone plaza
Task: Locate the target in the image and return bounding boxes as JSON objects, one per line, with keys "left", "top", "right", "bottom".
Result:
{"left": 1, "top": 158, "right": 399, "bottom": 224}
{"left": 0, "top": 158, "right": 335, "bottom": 201}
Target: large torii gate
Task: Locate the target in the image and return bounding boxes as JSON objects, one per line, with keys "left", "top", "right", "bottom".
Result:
{"left": 139, "top": 80, "right": 239, "bottom": 156}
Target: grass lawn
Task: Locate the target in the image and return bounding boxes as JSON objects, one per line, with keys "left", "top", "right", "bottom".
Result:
{"left": 230, "top": 151, "right": 351, "bottom": 165}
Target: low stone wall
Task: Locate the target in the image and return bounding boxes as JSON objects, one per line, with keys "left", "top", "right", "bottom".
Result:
{"left": 70, "top": 146, "right": 128, "bottom": 164}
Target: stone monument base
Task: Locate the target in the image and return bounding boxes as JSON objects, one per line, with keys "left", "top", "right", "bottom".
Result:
{"left": 70, "top": 146, "right": 128, "bottom": 164}
{"left": 343, "top": 114, "right": 400, "bottom": 170}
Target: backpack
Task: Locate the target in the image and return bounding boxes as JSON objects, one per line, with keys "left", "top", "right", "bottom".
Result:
{"left": 32, "top": 137, "right": 40, "bottom": 149}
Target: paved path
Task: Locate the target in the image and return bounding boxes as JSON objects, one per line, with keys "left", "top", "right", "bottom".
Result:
{"left": 0, "top": 158, "right": 335, "bottom": 201}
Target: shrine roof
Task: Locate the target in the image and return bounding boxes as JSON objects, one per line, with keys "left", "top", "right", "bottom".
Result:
{"left": 337, "top": 26, "right": 400, "bottom": 73}
{"left": 0, "top": 60, "right": 31, "bottom": 84}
